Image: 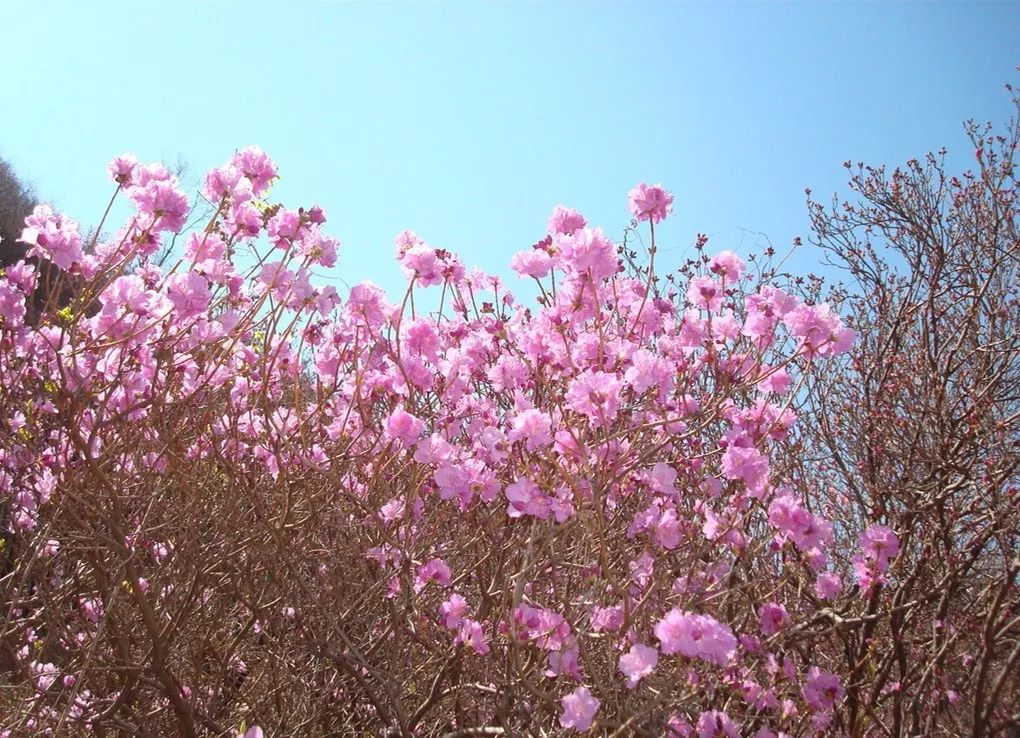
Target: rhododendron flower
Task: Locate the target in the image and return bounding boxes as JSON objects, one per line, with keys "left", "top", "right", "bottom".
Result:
{"left": 590, "top": 605, "right": 624, "bottom": 632}
{"left": 231, "top": 145, "right": 278, "bottom": 195}
{"left": 687, "top": 276, "right": 724, "bottom": 312}
{"left": 559, "top": 686, "right": 600, "bottom": 732}
{"left": 440, "top": 594, "right": 468, "bottom": 629}
{"left": 565, "top": 370, "right": 624, "bottom": 426}
{"left": 802, "top": 667, "right": 844, "bottom": 711}
{"left": 510, "top": 248, "right": 555, "bottom": 278}
{"left": 860, "top": 523, "right": 900, "bottom": 571}
{"left": 696, "top": 710, "right": 741, "bottom": 738}
{"left": 20, "top": 205, "right": 84, "bottom": 271}
{"left": 509, "top": 408, "right": 553, "bottom": 449}
{"left": 165, "top": 272, "right": 212, "bottom": 319}
{"left": 414, "top": 558, "right": 452, "bottom": 591}
{"left": 783, "top": 302, "right": 855, "bottom": 357}
{"left": 546, "top": 640, "right": 581, "bottom": 680}
{"left": 556, "top": 227, "right": 619, "bottom": 280}
{"left": 0, "top": 282, "right": 26, "bottom": 324}
{"left": 505, "top": 476, "right": 550, "bottom": 519}
{"left": 759, "top": 602, "right": 788, "bottom": 636}
{"left": 814, "top": 571, "right": 842, "bottom": 600}
{"left": 627, "top": 182, "right": 674, "bottom": 224}
{"left": 383, "top": 408, "right": 425, "bottom": 448}
{"left": 708, "top": 250, "right": 745, "bottom": 282}
{"left": 547, "top": 205, "right": 587, "bottom": 235}
{"left": 618, "top": 643, "right": 658, "bottom": 687}
{"left": 128, "top": 175, "right": 190, "bottom": 234}
{"left": 720, "top": 444, "right": 770, "bottom": 496}
{"left": 107, "top": 153, "right": 139, "bottom": 186}
{"left": 455, "top": 618, "right": 490, "bottom": 654}
{"left": 655, "top": 610, "right": 738, "bottom": 666}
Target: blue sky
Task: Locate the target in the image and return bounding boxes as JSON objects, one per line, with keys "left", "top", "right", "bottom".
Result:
{"left": 2, "top": 3, "right": 1017, "bottom": 300}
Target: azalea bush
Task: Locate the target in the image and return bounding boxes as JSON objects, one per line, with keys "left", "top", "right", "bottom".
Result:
{"left": 0, "top": 100, "right": 1013, "bottom": 738}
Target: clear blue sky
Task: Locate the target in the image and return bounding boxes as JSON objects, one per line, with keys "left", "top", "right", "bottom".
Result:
{"left": 2, "top": 3, "right": 1017, "bottom": 299}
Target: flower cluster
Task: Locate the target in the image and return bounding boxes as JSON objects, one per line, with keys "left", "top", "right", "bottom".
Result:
{"left": 0, "top": 150, "right": 866, "bottom": 737}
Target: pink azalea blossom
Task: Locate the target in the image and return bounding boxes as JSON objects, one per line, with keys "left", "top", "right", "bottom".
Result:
{"left": 802, "top": 666, "right": 844, "bottom": 711}
{"left": 618, "top": 643, "right": 658, "bottom": 688}
{"left": 654, "top": 609, "right": 738, "bottom": 667}
{"left": 559, "top": 686, "right": 600, "bottom": 732}
{"left": 628, "top": 182, "right": 674, "bottom": 224}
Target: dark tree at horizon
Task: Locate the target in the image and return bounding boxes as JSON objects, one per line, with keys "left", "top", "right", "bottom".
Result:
{"left": 0, "top": 154, "right": 37, "bottom": 267}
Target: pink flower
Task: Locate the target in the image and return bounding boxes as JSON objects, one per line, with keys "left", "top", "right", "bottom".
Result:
{"left": 505, "top": 476, "right": 549, "bottom": 520}
{"left": 758, "top": 602, "right": 788, "bottom": 636}
{"left": 860, "top": 523, "right": 900, "bottom": 572}
{"left": 814, "top": 572, "right": 842, "bottom": 600}
{"left": 696, "top": 710, "right": 740, "bottom": 738}
{"left": 231, "top": 145, "right": 278, "bottom": 195}
{"left": 107, "top": 153, "right": 139, "bottom": 186}
{"left": 548, "top": 205, "right": 587, "bottom": 235}
{"left": 128, "top": 176, "right": 190, "bottom": 234}
{"left": 0, "top": 282, "right": 26, "bottom": 325}
{"left": 708, "top": 250, "right": 745, "bottom": 282}
{"left": 687, "top": 276, "right": 724, "bottom": 312}
{"left": 559, "top": 686, "right": 600, "bottom": 732}
{"left": 415, "top": 558, "right": 452, "bottom": 591}
{"left": 618, "top": 643, "right": 658, "bottom": 688}
{"left": 783, "top": 302, "right": 855, "bottom": 357}
{"left": 20, "top": 205, "right": 84, "bottom": 271}
{"left": 654, "top": 610, "right": 737, "bottom": 666}
{"left": 510, "top": 248, "right": 555, "bottom": 278}
{"left": 557, "top": 227, "right": 619, "bottom": 280}
{"left": 385, "top": 409, "right": 426, "bottom": 450}
{"left": 267, "top": 209, "right": 304, "bottom": 249}
{"left": 802, "top": 667, "right": 844, "bottom": 711}
{"left": 456, "top": 618, "right": 490, "bottom": 654}
{"left": 509, "top": 408, "right": 553, "bottom": 449}
{"left": 439, "top": 594, "right": 468, "bottom": 629}
{"left": 546, "top": 640, "right": 581, "bottom": 680}
{"left": 720, "top": 444, "right": 770, "bottom": 496}
{"left": 565, "top": 370, "right": 624, "bottom": 427}
{"left": 590, "top": 605, "right": 624, "bottom": 633}
{"left": 165, "top": 272, "right": 212, "bottom": 319}
{"left": 628, "top": 182, "right": 674, "bottom": 224}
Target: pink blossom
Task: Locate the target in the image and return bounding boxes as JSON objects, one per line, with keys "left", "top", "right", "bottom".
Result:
{"left": 696, "top": 710, "right": 741, "bottom": 738}
{"left": 439, "top": 594, "right": 468, "bottom": 629}
{"left": 509, "top": 408, "right": 553, "bottom": 449}
{"left": 559, "top": 686, "right": 600, "bottom": 732}
{"left": 628, "top": 182, "right": 674, "bottom": 224}
{"left": 20, "top": 205, "right": 84, "bottom": 271}
{"left": 802, "top": 666, "right": 844, "bottom": 711}
{"left": 415, "top": 558, "right": 452, "bottom": 591}
{"left": 860, "top": 523, "right": 900, "bottom": 572}
{"left": 708, "top": 250, "right": 745, "bottom": 282}
{"left": 654, "top": 609, "right": 737, "bottom": 666}
{"left": 687, "top": 276, "right": 724, "bottom": 312}
{"left": 165, "top": 272, "right": 212, "bottom": 319}
{"left": 107, "top": 153, "right": 138, "bottom": 186}
{"left": 618, "top": 643, "right": 658, "bottom": 688}
{"left": 456, "top": 618, "right": 490, "bottom": 654}
{"left": 759, "top": 602, "right": 788, "bottom": 636}
{"left": 505, "top": 476, "right": 549, "bottom": 520}
{"left": 565, "top": 370, "right": 624, "bottom": 426}
{"left": 590, "top": 605, "right": 624, "bottom": 632}
{"left": 814, "top": 572, "right": 842, "bottom": 600}
{"left": 548, "top": 205, "right": 587, "bottom": 235}
{"left": 510, "top": 248, "right": 555, "bottom": 278}
{"left": 231, "top": 145, "right": 278, "bottom": 195}
{"left": 557, "top": 227, "right": 619, "bottom": 280}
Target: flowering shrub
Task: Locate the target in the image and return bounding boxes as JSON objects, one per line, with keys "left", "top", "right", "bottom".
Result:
{"left": 0, "top": 138, "right": 999, "bottom": 738}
